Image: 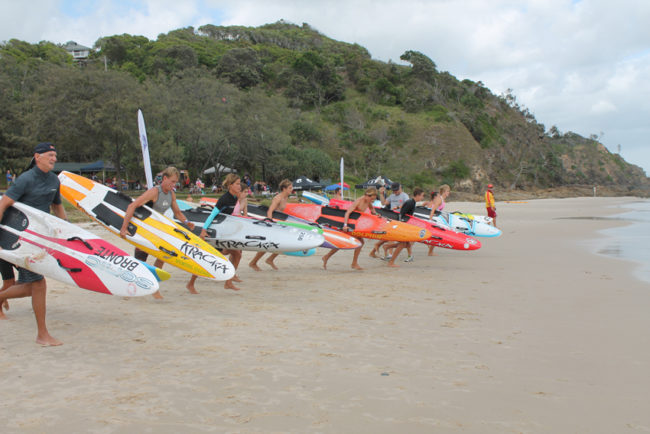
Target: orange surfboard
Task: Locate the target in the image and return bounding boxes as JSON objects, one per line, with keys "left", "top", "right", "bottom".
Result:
{"left": 282, "top": 203, "right": 430, "bottom": 242}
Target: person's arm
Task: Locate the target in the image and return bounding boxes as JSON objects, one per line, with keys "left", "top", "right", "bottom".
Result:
{"left": 199, "top": 205, "right": 221, "bottom": 238}
{"left": 170, "top": 193, "right": 194, "bottom": 229}
{"left": 0, "top": 194, "right": 16, "bottom": 224}
{"left": 343, "top": 198, "right": 361, "bottom": 230}
{"left": 236, "top": 191, "right": 248, "bottom": 217}
{"left": 51, "top": 203, "right": 67, "bottom": 220}
{"left": 120, "top": 187, "right": 158, "bottom": 237}
{"left": 266, "top": 195, "right": 281, "bottom": 218}
{"left": 428, "top": 196, "right": 441, "bottom": 220}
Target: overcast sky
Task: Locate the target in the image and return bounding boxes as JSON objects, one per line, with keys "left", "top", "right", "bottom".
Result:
{"left": 2, "top": 0, "right": 649, "bottom": 174}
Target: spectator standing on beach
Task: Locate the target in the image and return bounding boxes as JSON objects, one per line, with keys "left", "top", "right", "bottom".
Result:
{"left": 0, "top": 142, "right": 66, "bottom": 346}
{"left": 119, "top": 166, "right": 195, "bottom": 299}
{"left": 485, "top": 184, "right": 497, "bottom": 227}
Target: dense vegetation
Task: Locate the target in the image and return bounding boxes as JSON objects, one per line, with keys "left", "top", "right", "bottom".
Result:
{"left": 1, "top": 21, "right": 647, "bottom": 193}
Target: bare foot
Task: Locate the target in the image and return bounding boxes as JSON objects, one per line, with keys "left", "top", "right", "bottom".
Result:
{"left": 185, "top": 282, "right": 199, "bottom": 294}
{"left": 249, "top": 262, "right": 262, "bottom": 271}
{"left": 265, "top": 258, "right": 279, "bottom": 270}
{"left": 152, "top": 291, "right": 164, "bottom": 300}
{"left": 36, "top": 334, "right": 63, "bottom": 346}
{"left": 322, "top": 257, "right": 329, "bottom": 270}
{"left": 387, "top": 263, "right": 400, "bottom": 268}
{"left": 351, "top": 264, "right": 364, "bottom": 271}
{"left": 224, "top": 280, "right": 240, "bottom": 291}
{"left": 428, "top": 252, "right": 438, "bottom": 257}
{"left": 369, "top": 249, "right": 378, "bottom": 258}
{"left": 232, "top": 275, "right": 243, "bottom": 283}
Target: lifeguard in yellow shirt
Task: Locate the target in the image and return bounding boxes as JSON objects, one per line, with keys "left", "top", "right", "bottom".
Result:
{"left": 485, "top": 184, "right": 497, "bottom": 228}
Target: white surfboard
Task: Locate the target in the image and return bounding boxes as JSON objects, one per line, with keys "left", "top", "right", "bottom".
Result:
{"left": 0, "top": 198, "right": 162, "bottom": 296}
{"left": 166, "top": 203, "right": 325, "bottom": 253}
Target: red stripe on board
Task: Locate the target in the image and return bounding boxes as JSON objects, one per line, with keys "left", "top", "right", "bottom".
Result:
{"left": 19, "top": 236, "right": 112, "bottom": 294}
{"left": 24, "top": 229, "right": 129, "bottom": 256}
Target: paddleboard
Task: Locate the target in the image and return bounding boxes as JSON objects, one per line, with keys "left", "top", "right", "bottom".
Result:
{"left": 413, "top": 206, "right": 502, "bottom": 237}
{"left": 302, "top": 191, "right": 329, "bottom": 205}
{"left": 328, "top": 199, "right": 480, "bottom": 250}
{"left": 451, "top": 211, "right": 493, "bottom": 225}
{"left": 0, "top": 198, "right": 166, "bottom": 296}
{"left": 282, "top": 203, "right": 431, "bottom": 242}
{"left": 58, "top": 171, "right": 235, "bottom": 281}
{"left": 246, "top": 204, "right": 362, "bottom": 250}
{"left": 165, "top": 204, "right": 324, "bottom": 253}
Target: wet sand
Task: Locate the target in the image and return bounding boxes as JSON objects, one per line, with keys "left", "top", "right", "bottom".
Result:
{"left": 1, "top": 197, "right": 649, "bottom": 433}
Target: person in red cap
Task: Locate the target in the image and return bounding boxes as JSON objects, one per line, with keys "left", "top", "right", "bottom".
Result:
{"left": 485, "top": 184, "right": 497, "bottom": 227}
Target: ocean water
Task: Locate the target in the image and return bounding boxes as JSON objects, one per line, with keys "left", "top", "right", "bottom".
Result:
{"left": 593, "top": 200, "right": 650, "bottom": 285}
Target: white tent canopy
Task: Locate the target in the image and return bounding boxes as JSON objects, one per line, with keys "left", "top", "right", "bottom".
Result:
{"left": 203, "top": 164, "right": 236, "bottom": 175}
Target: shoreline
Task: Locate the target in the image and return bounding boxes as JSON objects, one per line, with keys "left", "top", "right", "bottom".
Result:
{"left": 589, "top": 199, "right": 650, "bottom": 285}
{"left": 1, "top": 197, "right": 649, "bottom": 433}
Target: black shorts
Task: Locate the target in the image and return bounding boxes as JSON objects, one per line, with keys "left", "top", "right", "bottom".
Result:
{"left": 17, "top": 267, "right": 44, "bottom": 283}
{"left": 134, "top": 248, "right": 148, "bottom": 262}
{"left": 0, "top": 259, "right": 15, "bottom": 281}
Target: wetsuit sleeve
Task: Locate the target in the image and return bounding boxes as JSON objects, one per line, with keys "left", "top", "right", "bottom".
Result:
{"left": 5, "top": 173, "right": 28, "bottom": 202}
{"left": 202, "top": 206, "right": 220, "bottom": 230}
{"left": 400, "top": 199, "right": 415, "bottom": 220}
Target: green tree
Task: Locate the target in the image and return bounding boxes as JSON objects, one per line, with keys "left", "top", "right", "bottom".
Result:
{"left": 216, "top": 47, "right": 263, "bottom": 89}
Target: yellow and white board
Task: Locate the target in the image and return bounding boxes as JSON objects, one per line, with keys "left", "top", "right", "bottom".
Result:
{"left": 58, "top": 171, "right": 234, "bottom": 281}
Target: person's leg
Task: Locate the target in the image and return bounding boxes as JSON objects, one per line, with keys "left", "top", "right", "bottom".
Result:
{"left": 404, "top": 242, "right": 414, "bottom": 262}
{"left": 151, "top": 258, "right": 167, "bottom": 298}
{"left": 265, "top": 253, "right": 279, "bottom": 270}
{"left": 387, "top": 243, "right": 406, "bottom": 267}
{"left": 186, "top": 275, "right": 199, "bottom": 294}
{"left": 29, "top": 278, "right": 62, "bottom": 346}
{"left": 0, "top": 280, "right": 33, "bottom": 301}
{"left": 0, "top": 277, "right": 15, "bottom": 319}
{"left": 351, "top": 238, "right": 365, "bottom": 270}
{"left": 322, "top": 249, "right": 337, "bottom": 269}
{"left": 248, "top": 252, "right": 265, "bottom": 271}
{"left": 369, "top": 240, "right": 385, "bottom": 258}
{"left": 230, "top": 250, "right": 243, "bottom": 281}
{"left": 224, "top": 249, "right": 241, "bottom": 290}
{"left": 382, "top": 242, "right": 398, "bottom": 260}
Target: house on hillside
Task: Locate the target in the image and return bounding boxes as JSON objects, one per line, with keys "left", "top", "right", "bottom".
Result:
{"left": 63, "top": 41, "right": 91, "bottom": 60}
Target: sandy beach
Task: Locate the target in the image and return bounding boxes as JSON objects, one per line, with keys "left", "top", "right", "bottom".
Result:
{"left": 1, "top": 196, "right": 649, "bottom": 433}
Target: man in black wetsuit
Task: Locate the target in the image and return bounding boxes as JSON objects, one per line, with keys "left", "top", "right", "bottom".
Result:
{"left": 0, "top": 142, "right": 66, "bottom": 346}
